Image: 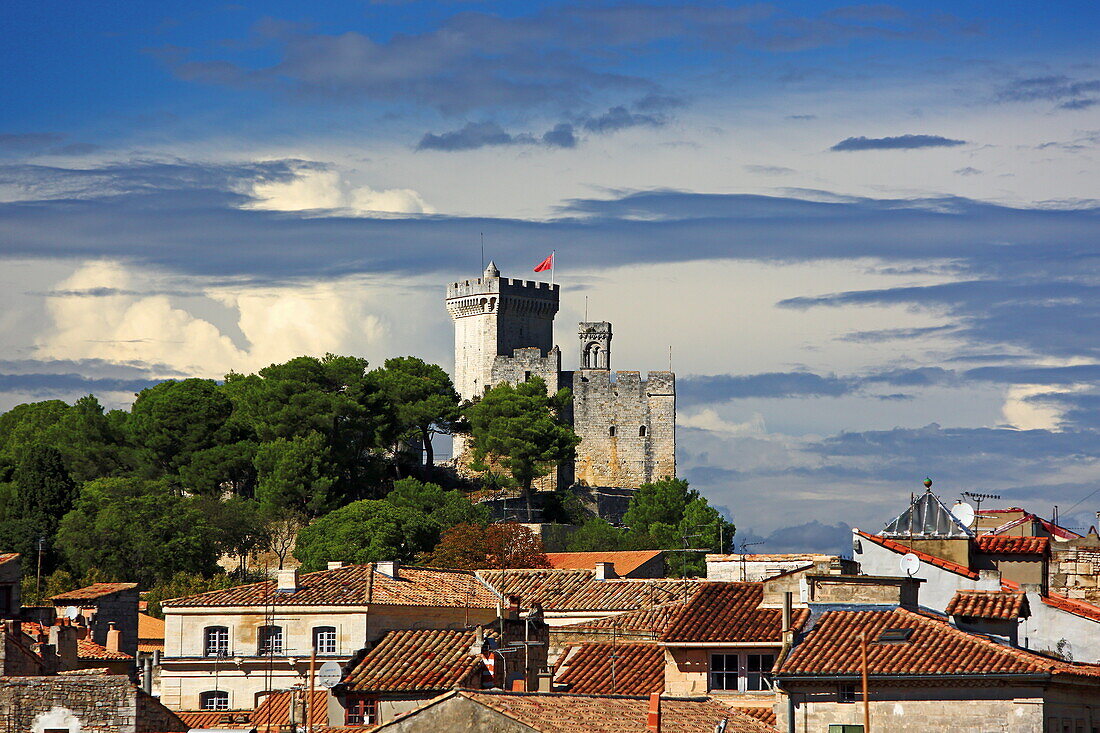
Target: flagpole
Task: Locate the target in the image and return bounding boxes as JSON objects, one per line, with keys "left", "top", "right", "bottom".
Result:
{"left": 551, "top": 250, "right": 556, "bottom": 288}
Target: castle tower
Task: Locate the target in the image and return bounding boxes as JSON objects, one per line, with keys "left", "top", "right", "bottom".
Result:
{"left": 579, "top": 322, "right": 612, "bottom": 370}
{"left": 445, "top": 262, "right": 560, "bottom": 401}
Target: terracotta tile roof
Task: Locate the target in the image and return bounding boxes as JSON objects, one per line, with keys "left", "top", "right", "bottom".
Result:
{"left": 0, "top": 552, "right": 19, "bottom": 566}
{"left": 554, "top": 643, "right": 664, "bottom": 695}
{"left": 661, "top": 583, "right": 808, "bottom": 643}
{"left": 562, "top": 598, "right": 690, "bottom": 637}
{"left": 545, "top": 551, "right": 664, "bottom": 576}
{"left": 163, "top": 563, "right": 497, "bottom": 608}
{"left": 252, "top": 689, "right": 329, "bottom": 731}
{"left": 731, "top": 707, "right": 777, "bottom": 726}
{"left": 340, "top": 627, "right": 495, "bottom": 692}
{"left": 175, "top": 710, "right": 253, "bottom": 729}
{"left": 777, "top": 606, "right": 1100, "bottom": 681}
{"left": 76, "top": 638, "right": 133, "bottom": 661}
{"left": 50, "top": 582, "right": 138, "bottom": 602}
{"left": 316, "top": 728, "right": 377, "bottom": 733}
{"left": 975, "top": 534, "right": 1049, "bottom": 555}
{"left": 855, "top": 530, "right": 980, "bottom": 579}
{"left": 138, "top": 612, "right": 165, "bottom": 641}
{"left": 477, "top": 569, "right": 697, "bottom": 612}
{"left": 1041, "top": 591, "right": 1100, "bottom": 622}
{"left": 946, "top": 590, "right": 1029, "bottom": 620}
{"left": 448, "top": 691, "right": 776, "bottom": 733}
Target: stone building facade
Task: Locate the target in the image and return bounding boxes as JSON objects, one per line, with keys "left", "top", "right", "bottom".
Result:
{"left": 446, "top": 263, "right": 675, "bottom": 491}
{"left": 0, "top": 675, "right": 187, "bottom": 733}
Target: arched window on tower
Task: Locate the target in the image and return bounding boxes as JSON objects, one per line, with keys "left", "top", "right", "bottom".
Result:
{"left": 639, "top": 425, "right": 647, "bottom": 437}
{"left": 583, "top": 342, "right": 601, "bottom": 369}
{"left": 609, "top": 426, "right": 616, "bottom": 437}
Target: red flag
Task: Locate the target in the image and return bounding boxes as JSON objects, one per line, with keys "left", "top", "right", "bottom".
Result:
{"left": 533, "top": 253, "right": 554, "bottom": 272}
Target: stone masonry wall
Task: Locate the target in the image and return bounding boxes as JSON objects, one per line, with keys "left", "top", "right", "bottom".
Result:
{"left": 0, "top": 675, "right": 187, "bottom": 733}
{"left": 86, "top": 589, "right": 140, "bottom": 660}
{"left": 1051, "top": 538, "right": 1100, "bottom": 604}
{"left": 572, "top": 370, "right": 675, "bottom": 489}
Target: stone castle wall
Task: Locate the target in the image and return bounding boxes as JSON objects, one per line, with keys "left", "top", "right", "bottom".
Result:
{"left": 572, "top": 370, "right": 675, "bottom": 489}
{"left": 0, "top": 676, "right": 187, "bottom": 733}
{"left": 1051, "top": 538, "right": 1100, "bottom": 604}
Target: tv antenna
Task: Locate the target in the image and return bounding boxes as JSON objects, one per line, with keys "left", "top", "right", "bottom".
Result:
{"left": 738, "top": 540, "right": 766, "bottom": 582}
{"left": 962, "top": 491, "right": 1000, "bottom": 519}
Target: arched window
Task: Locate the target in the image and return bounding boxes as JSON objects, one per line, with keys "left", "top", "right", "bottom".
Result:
{"left": 203, "top": 626, "right": 229, "bottom": 657}
{"left": 583, "top": 342, "right": 601, "bottom": 369}
{"left": 639, "top": 425, "right": 647, "bottom": 437}
{"left": 313, "top": 626, "right": 337, "bottom": 654}
{"left": 200, "top": 690, "right": 230, "bottom": 711}
{"left": 257, "top": 625, "right": 283, "bottom": 655}
{"left": 609, "top": 426, "right": 616, "bottom": 437}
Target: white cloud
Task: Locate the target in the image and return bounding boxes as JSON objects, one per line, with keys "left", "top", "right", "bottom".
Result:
{"left": 680, "top": 408, "right": 767, "bottom": 435}
{"left": 248, "top": 167, "right": 435, "bottom": 216}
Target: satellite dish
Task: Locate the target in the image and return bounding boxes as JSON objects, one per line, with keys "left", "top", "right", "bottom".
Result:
{"left": 64, "top": 606, "right": 80, "bottom": 620}
{"left": 951, "top": 501, "right": 975, "bottom": 529}
{"left": 317, "top": 661, "right": 342, "bottom": 689}
{"left": 900, "top": 553, "right": 920, "bottom": 577}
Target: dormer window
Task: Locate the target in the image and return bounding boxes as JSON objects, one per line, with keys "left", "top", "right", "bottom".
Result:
{"left": 876, "top": 628, "right": 914, "bottom": 644}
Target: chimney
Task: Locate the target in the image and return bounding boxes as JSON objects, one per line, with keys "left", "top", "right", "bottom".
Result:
{"left": 647, "top": 692, "right": 661, "bottom": 733}
{"left": 594, "top": 561, "right": 618, "bottom": 581}
{"left": 376, "top": 560, "right": 398, "bottom": 578}
{"left": 327, "top": 561, "right": 344, "bottom": 570}
{"left": 468, "top": 626, "right": 487, "bottom": 656}
{"left": 505, "top": 595, "right": 520, "bottom": 620}
{"left": 49, "top": 624, "right": 79, "bottom": 671}
{"left": 276, "top": 568, "right": 299, "bottom": 593}
{"left": 510, "top": 678, "right": 525, "bottom": 692}
{"left": 106, "top": 622, "right": 121, "bottom": 653}
{"left": 782, "top": 592, "right": 792, "bottom": 634}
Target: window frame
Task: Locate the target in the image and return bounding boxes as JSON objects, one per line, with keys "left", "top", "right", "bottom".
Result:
{"left": 257, "top": 624, "right": 284, "bottom": 656}
{"left": 313, "top": 625, "right": 338, "bottom": 655}
{"left": 708, "top": 651, "right": 776, "bottom": 693}
{"left": 837, "top": 682, "right": 858, "bottom": 703}
{"left": 200, "top": 690, "right": 230, "bottom": 711}
{"left": 345, "top": 696, "right": 378, "bottom": 725}
{"left": 203, "top": 626, "right": 229, "bottom": 658}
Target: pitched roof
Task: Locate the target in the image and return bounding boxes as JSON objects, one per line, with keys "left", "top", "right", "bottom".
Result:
{"left": 0, "top": 552, "right": 19, "bottom": 566}
{"left": 946, "top": 590, "right": 1029, "bottom": 620}
{"left": 252, "top": 689, "right": 329, "bottom": 731}
{"left": 975, "top": 535, "right": 1049, "bottom": 555}
{"left": 855, "top": 530, "right": 980, "bottom": 579}
{"left": 731, "top": 707, "right": 777, "bottom": 727}
{"left": 776, "top": 606, "right": 1100, "bottom": 681}
{"left": 661, "top": 583, "right": 808, "bottom": 643}
{"left": 163, "top": 563, "right": 497, "bottom": 608}
{"left": 1041, "top": 591, "right": 1100, "bottom": 623}
{"left": 477, "top": 569, "right": 697, "bottom": 612}
{"left": 174, "top": 711, "right": 253, "bottom": 729}
{"left": 561, "top": 598, "right": 690, "bottom": 637}
{"left": 554, "top": 643, "right": 664, "bottom": 695}
{"left": 882, "top": 491, "right": 973, "bottom": 539}
{"left": 986, "top": 511, "right": 1082, "bottom": 540}
{"left": 138, "top": 612, "right": 165, "bottom": 640}
{"left": 76, "top": 638, "right": 133, "bottom": 661}
{"left": 545, "top": 551, "right": 664, "bottom": 576}
{"left": 401, "top": 691, "right": 776, "bottom": 733}
{"left": 50, "top": 582, "right": 138, "bottom": 602}
{"left": 340, "top": 627, "right": 495, "bottom": 693}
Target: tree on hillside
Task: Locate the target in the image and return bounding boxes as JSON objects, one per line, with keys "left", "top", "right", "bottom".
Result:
{"left": 253, "top": 431, "right": 337, "bottom": 516}
{"left": 0, "top": 445, "right": 78, "bottom": 572}
{"left": 423, "top": 522, "right": 551, "bottom": 570}
{"left": 564, "top": 517, "right": 634, "bottom": 552}
{"left": 622, "top": 477, "right": 735, "bottom": 577}
{"left": 128, "top": 379, "right": 235, "bottom": 473}
{"left": 369, "top": 356, "right": 462, "bottom": 468}
{"left": 465, "top": 377, "right": 579, "bottom": 521}
{"left": 0, "top": 397, "right": 127, "bottom": 483}
{"left": 178, "top": 441, "right": 258, "bottom": 497}
{"left": 386, "top": 477, "right": 488, "bottom": 529}
{"left": 56, "top": 477, "right": 221, "bottom": 586}
{"left": 293, "top": 499, "right": 439, "bottom": 571}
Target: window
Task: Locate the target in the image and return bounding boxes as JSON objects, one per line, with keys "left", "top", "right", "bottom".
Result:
{"left": 200, "top": 691, "right": 230, "bottom": 711}
{"left": 838, "top": 683, "right": 858, "bottom": 703}
{"left": 346, "top": 697, "right": 378, "bottom": 725}
{"left": 876, "top": 628, "right": 913, "bottom": 644}
{"left": 313, "top": 626, "right": 337, "bottom": 654}
{"left": 609, "top": 426, "right": 616, "bottom": 437}
{"left": 203, "top": 626, "right": 229, "bottom": 657}
{"left": 258, "top": 625, "right": 283, "bottom": 655}
{"left": 639, "top": 425, "right": 647, "bottom": 437}
{"left": 524, "top": 371, "right": 532, "bottom": 381}
{"left": 709, "top": 653, "right": 775, "bottom": 693}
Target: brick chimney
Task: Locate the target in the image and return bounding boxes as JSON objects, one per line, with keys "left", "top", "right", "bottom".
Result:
{"left": 594, "top": 561, "right": 618, "bottom": 580}
{"left": 647, "top": 692, "right": 661, "bottom": 733}
{"left": 376, "top": 560, "right": 399, "bottom": 578}
{"left": 106, "top": 622, "right": 121, "bottom": 653}
{"left": 276, "top": 568, "right": 299, "bottom": 593}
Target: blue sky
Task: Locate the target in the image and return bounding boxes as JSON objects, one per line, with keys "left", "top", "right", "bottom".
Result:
{"left": 3, "top": 1, "right": 1100, "bottom": 550}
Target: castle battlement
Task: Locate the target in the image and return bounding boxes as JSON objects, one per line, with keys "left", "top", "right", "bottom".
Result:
{"left": 446, "top": 276, "right": 559, "bottom": 301}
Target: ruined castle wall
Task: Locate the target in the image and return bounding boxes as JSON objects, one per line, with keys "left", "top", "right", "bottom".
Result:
{"left": 572, "top": 370, "right": 675, "bottom": 489}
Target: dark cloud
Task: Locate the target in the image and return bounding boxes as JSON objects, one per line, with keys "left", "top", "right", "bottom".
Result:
{"left": 996, "top": 75, "right": 1100, "bottom": 112}
{"left": 954, "top": 166, "right": 982, "bottom": 176}
{"left": 840, "top": 325, "right": 956, "bottom": 343}
{"left": 743, "top": 165, "right": 795, "bottom": 175}
{"left": 580, "top": 106, "right": 663, "bottom": 134}
{"left": 541, "top": 123, "right": 577, "bottom": 149}
{"left": 0, "top": 373, "right": 161, "bottom": 395}
{"left": 680, "top": 372, "right": 856, "bottom": 405}
{"left": 786, "top": 114, "right": 817, "bottom": 120}
{"left": 830, "top": 134, "right": 966, "bottom": 151}
{"left": 417, "top": 120, "right": 577, "bottom": 151}
{"left": 752, "top": 520, "right": 853, "bottom": 554}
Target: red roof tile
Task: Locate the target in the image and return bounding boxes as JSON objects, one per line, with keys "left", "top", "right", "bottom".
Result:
{"left": 76, "top": 638, "right": 133, "bottom": 661}
{"left": 856, "top": 530, "right": 980, "bottom": 579}
{"left": 555, "top": 643, "right": 664, "bottom": 695}
{"left": 975, "top": 535, "right": 1049, "bottom": 555}
{"left": 175, "top": 711, "right": 253, "bottom": 729}
{"left": 0, "top": 552, "right": 19, "bottom": 566}
{"left": 340, "top": 627, "right": 496, "bottom": 693}
{"left": 777, "top": 607, "right": 1100, "bottom": 681}
{"left": 477, "top": 569, "right": 697, "bottom": 612}
{"left": 1041, "top": 592, "right": 1100, "bottom": 622}
{"left": 252, "top": 690, "right": 329, "bottom": 731}
{"left": 138, "top": 612, "right": 165, "bottom": 641}
{"left": 449, "top": 691, "right": 776, "bottom": 733}
{"left": 545, "top": 551, "right": 664, "bottom": 576}
{"left": 50, "top": 583, "right": 138, "bottom": 602}
{"left": 163, "top": 564, "right": 497, "bottom": 609}
{"left": 562, "top": 598, "right": 690, "bottom": 637}
{"left": 731, "top": 707, "right": 777, "bottom": 726}
{"left": 661, "top": 583, "right": 808, "bottom": 643}
{"left": 946, "top": 590, "right": 1029, "bottom": 620}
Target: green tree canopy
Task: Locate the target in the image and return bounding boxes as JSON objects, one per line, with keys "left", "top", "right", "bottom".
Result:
{"left": 465, "top": 377, "right": 579, "bottom": 521}
{"left": 179, "top": 440, "right": 258, "bottom": 497}
{"left": 253, "top": 431, "right": 337, "bottom": 516}
{"left": 386, "top": 477, "right": 488, "bottom": 529}
{"left": 369, "top": 356, "right": 462, "bottom": 467}
{"left": 293, "top": 499, "right": 439, "bottom": 571}
{"left": 0, "top": 396, "right": 127, "bottom": 482}
{"left": 56, "top": 477, "right": 221, "bottom": 586}
{"left": 128, "top": 379, "right": 235, "bottom": 473}
{"left": 0, "top": 445, "right": 78, "bottom": 571}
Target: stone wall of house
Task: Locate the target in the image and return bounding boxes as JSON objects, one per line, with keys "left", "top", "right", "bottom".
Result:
{"left": 0, "top": 675, "right": 186, "bottom": 733}
{"left": 371, "top": 695, "right": 523, "bottom": 732}
{"left": 85, "top": 588, "right": 140, "bottom": 660}
{"left": 0, "top": 554, "right": 20, "bottom": 618}
{"left": 572, "top": 370, "right": 675, "bottom": 489}
{"left": 1050, "top": 536, "right": 1100, "bottom": 603}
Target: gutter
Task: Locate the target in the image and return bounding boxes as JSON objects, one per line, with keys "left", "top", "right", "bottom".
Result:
{"left": 776, "top": 672, "right": 1052, "bottom": 683}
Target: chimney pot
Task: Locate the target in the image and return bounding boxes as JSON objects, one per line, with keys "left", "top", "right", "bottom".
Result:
{"left": 106, "top": 622, "right": 121, "bottom": 653}
{"left": 594, "top": 561, "right": 618, "bottom": 581}
{"left": 782, "top": 592, "right": 792, "bottom": 633}
{"left": 376, "top": 560, "right": 399, "bottom": 578}
{"left": 327, "top": 561, "right": 344, "bottom": 570}
{"left": 647, "top": 692, "right": 661, "bottom": 733}
{"left": 276, "top": 568, "right": 299, "bottom": 593}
